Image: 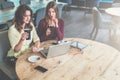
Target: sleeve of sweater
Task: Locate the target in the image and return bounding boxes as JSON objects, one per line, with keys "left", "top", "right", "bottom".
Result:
{"left": 56, "top": 19, "right": 64, "bottom": 40}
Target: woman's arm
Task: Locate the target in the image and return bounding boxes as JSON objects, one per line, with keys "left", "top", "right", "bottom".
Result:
{"left": 55, "top": 19, "right": 64, "bottom": 40}
{"left": 14, "top": 32, "right": 27, "bottom": 52}
{"left": 34, "top": 40, "right": 40, "bottom": 48}
{"left": 8, "top": 26, "right": 27, "bottom": 52}
{"left": 32, "top": 24, "right": 41, "bottom": 52}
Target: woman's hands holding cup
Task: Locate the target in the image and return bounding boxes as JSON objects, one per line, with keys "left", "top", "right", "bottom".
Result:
{"left": 21, "top": 32, "right": 28, "bottom": 41}
{"left": 46, "top": 28, "right": 51, "bottom": 36}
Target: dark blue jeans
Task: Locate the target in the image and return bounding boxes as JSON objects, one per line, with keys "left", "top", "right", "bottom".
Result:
{"left": 5, "top": 56, "right": 17, "bottom": 67}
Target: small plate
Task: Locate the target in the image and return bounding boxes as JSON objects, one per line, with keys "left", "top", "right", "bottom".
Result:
{"left": 28, "top": 55, "right": 40, "bottom": 62}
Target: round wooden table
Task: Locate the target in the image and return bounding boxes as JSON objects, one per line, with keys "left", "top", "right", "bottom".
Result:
{"left": 16, "top": 38, "right": 120, "bottom": 80}
{"left": 105, "top": 7, "right": 120, "bottom": 17}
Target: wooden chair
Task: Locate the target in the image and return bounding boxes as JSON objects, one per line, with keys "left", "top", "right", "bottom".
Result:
{"left": 90, "top": 7, "right": 114, "bottom": 40}
{"left": 0, "top": 30, "right": 18, "bottom": 80}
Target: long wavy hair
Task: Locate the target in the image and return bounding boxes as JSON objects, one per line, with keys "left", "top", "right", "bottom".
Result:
{"left": 14, "top": 4, "right": 33, "bottom": 32}
{"left": 45, "top": 1, "right": 59, "bottom": 23}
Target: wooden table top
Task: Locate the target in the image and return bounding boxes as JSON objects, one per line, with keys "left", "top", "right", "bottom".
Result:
{"left": 105, "top": 7, "right": 120, "bottom": 17}
{"left": 16, "top": 38, "right": 120, "bottom": 80}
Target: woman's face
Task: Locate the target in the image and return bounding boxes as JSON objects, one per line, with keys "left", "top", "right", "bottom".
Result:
{"left": 23, "top": 10, "right": 31, "bottom": 24}
{"left": 48, "top": 8, "right": 56, "bottom": 19}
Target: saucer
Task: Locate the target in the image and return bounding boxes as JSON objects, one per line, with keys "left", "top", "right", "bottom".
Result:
{"left": 28, "top": 55, "right": 40, "bottom": 62}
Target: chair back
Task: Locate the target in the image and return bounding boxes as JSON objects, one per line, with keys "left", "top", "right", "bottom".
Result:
{"left": 19, "top": 0, "right": 31, "bottom": 5}
{"left": 34, "top": 8, "right": 45, "bottom": 28}
{"left": 0, "top": 30, "right": 18, "bottom": 80}
{"left": 0, "top": 30, "right": 10, "bottom": 62}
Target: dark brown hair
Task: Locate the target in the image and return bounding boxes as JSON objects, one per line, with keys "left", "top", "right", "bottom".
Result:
{"left": 14, "top": 4, "right": 33, "bottom": 32}
{"left": 45, "top": 1, "right": 59, "bottom": 22}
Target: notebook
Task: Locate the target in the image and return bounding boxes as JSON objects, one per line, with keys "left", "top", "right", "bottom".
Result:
{"left": 40, "top": 42, "right": 70, "bottom": 58}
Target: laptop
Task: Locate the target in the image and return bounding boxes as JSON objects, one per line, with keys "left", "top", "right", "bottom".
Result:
{"left": 40, "top": 42, "right": 70, "bottom": 58}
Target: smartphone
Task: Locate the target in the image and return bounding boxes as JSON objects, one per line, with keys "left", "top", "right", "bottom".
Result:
{"left": 34, "top": 66, "right": 48, "bottom": 73}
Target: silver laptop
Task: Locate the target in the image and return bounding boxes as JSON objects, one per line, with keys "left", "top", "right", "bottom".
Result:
{"left": 40, "top": 42, "right": 70, "bottom": 58}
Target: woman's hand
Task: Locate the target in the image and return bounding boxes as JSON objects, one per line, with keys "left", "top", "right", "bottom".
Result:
{"left": 53, "top": 18, "right": 58, "bottom": 28}
{"left": 48, "top": 18, "right": 58, "bottom": 28}
{"left": 32, "top": 41, "right": 40, "bottom": 53}
{"left": 32, "top": 46, "right": 39, "bottom": 53}
{"left": 21, "top": 32, "right": 28, "bottom": 41}
{"left": 46, "top": 28, "right": 51, "bottom": 36}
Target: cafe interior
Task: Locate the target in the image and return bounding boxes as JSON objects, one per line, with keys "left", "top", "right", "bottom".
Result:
{"left": 0, "top": 0, "right": 120, "bottom": 80}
